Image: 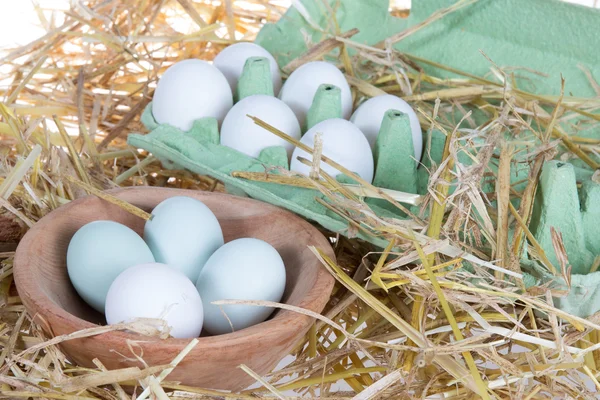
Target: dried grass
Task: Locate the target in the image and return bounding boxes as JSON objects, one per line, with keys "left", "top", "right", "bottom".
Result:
{"left": 1, "top": 0, "right": 599, "bottom": 399}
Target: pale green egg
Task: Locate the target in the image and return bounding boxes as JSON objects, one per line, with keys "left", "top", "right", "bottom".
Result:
{"left": 67, "top": 220, "right": 155, "bottom": 313}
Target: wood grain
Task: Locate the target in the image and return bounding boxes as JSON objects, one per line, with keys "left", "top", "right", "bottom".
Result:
{"left": 13, "top": 187, "right": 335, "bottom": 391}
{"left": 0, "top": 212, "right": 24, "bottom": 243}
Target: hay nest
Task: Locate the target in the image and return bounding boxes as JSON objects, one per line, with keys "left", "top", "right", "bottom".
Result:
{"left": 1, "top": 0, "right": 600, "bottom": 399}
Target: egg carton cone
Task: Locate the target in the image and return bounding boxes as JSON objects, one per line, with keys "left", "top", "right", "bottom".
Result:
{"left": 128, "top": 0, "right": 600, "bottom": 316}
{"left": 522, "top": 161, "right": 600, "bottom": 317}
{"left": 235, "top": 57, "right": 274, "bottom": 101}
{"left": 306, "top": 84, "right": 343, "bottom": 130}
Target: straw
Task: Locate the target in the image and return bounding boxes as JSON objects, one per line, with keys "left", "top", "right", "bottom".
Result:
{"left": 1, "top": 0, "right": 600, "bottom": 398}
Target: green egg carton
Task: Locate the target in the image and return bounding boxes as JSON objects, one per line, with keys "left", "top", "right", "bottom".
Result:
{"left": 129, "top": 0, "right": 600, "bottom": 317}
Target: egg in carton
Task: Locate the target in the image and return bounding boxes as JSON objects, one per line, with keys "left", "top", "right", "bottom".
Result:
{"left": 128, "top": 55, "right": 428, "bottom": 250}
{"left": 129, "top": 55, "right": 527, "bottom": 243}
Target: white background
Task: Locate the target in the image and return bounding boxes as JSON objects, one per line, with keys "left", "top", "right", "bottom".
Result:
{"left": 0, "top": 0, "right": 599, "bottom": 49}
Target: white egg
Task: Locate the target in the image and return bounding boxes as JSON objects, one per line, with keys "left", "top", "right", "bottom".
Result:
{"left": 144, "top": 196, "right": 224, "bottom": 282}
{"left": 350, "top": 94, "right": 423, "bottom": 160}
{"left": 279, "top": 61, "right": 352, "bottom": 127}
{"left": 220, "top": 95, "right": 301, "bottom": 159}
{"left": 195, "top": 238, "right": 286, "bottom": 335}
{"left": 152, "top": 59, "right": 233, "bottom": 131}
{"left": 213, "top": 43, "right": 282, "bottom": 95}
{"left": 105, "top": 263, "right": 203, "bottom": 339}
{"left": 67, "top": 221, "right": 155, "bottom": 313}
{"left": 290, "top": 118, "right": 374, "bottom": 183}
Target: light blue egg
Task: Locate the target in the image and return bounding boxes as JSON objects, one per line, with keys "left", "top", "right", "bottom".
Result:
{"left": 144, "top": 196, "right": 224, "bottom": 282}
{"left": 67, "top": 221, "right": 155, "bottom": 313}
{"left": 195, "top": 238, "right": 286, "bottom": 335}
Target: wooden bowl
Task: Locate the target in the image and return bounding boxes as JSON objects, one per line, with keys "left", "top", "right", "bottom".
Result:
{"left": 14, "top": 187, "right": 335, "bottom": 391}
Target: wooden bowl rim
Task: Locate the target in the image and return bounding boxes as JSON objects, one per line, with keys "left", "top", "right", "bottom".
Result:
{"left": 14, "top": 187, "right": 335, "bottom": 350}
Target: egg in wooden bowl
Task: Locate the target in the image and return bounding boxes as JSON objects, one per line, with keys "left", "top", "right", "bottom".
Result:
{"left": 14, "top": 187, "right": 335, "bottom": 391}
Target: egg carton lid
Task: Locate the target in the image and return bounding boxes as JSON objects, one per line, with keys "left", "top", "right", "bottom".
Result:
{"left": 256, "top": 0, "right": 600, "bottom": 98}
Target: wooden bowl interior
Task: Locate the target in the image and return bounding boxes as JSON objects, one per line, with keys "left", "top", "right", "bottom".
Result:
{"left": 34, "top": 189, "right": 322, "bottom": 330}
